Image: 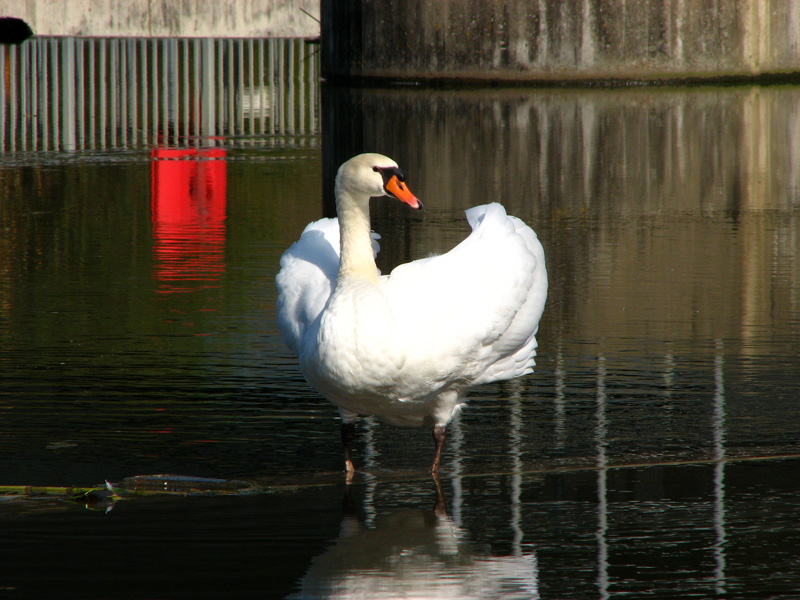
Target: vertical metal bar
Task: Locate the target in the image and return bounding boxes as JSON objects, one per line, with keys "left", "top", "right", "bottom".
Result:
{"left": 166, "top": 38, "right": 177, "bottom": 146}
{"left": 200, "top": 38, "right": 215, "bottom": 138}
{"left": 297, "top": 39, "right": 305, "bottom": 139}
{"left": 227, "top": 39, "right": 235, "bottom": 136}
{"left": 216, "top": 39, "right": 224, "bottom": 137}
{"left": 109, "top": 39, "right": 118, "bottom": 147}
{"left": 247, "top": 38, "right": 254, "bottom": 137}
{"left": 75, "top": 38, "right": 84, "bottom": 150}
{"left": 151, "top": 39, "right": 159, "bottom": 146}
{"left": 140, "top": 39, "right": 148, "bottom": 147}
{"left": 119, "top": 39, "right": 127, "bottom": 147}
{"left": 99, "top": 38, "right": 107, "bottom": 149}
{"left": 258, "top": 38, "right": 265, "bottom": 135}
{"left": 9, "top": 44, "right": 17, "bottom": 151}
{"left": 20, "top": 41, "right": 29, "bottom": 150}
{"left": 182, "top": 38, "right": 189, "bottom": 142}
{"left": 161, "top": 39, "right": 169, "bottom": 146}
{"left": 0, "top": 46, "right": 6, "bottom": 152}
{"left": 277, "top": 40, "right": 285, "bottom": 142}
{"left": 287, "top": 40, "right": 294, "bottom": 137}
{"left": 88, "top": 39, "right": 95, "bottom": 149}
{"left": 237, "top": 39, "right": 245, "bottom": 136}
{"left": 128, "top": 39, "right": 137, "bottom": 149}
{"left": 309, "top": 41, "right": 318, "bottom": 137}
{"left": 194, "top": 38, "right": 202, "bottom": 139}
{"left": 41, "top": 39, "right": 49, "bottom": 151}
{"left": 51, "top": 39, "right": 60, "bottom": 150}
{"left": 268, "top": 39, "right": 275, "bottom": 138}
{"left": 61, "top": 38, "right": 76, "bottom": 151}
{"left": 30, "top": 39, "right": 39, "bottom": 151}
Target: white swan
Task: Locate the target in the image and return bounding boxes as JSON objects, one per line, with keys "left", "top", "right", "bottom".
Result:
{"left": 276, "top": 153, "right": 547, "bottom": 475}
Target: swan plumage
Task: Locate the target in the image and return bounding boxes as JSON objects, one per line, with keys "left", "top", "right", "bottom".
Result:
{"left": 276, "top": 153, "right": 547, "bottom": 474}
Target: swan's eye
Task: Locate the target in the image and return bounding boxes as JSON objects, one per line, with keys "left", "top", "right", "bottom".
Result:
{"left": 375, "top": 166, "right": 405, "bottom": 186}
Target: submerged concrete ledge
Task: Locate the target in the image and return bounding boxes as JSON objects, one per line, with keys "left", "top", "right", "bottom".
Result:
{"left": 322, "top": 0, "right": 800, "bottom": 84}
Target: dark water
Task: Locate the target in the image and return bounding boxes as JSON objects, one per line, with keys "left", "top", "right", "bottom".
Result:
{"left": 2, "top": 38, "right": 800, "bottom": 598}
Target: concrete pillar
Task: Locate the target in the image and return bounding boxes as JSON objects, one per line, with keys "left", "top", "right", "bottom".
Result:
{"left": 321, "top": 0, "right": 800, "bottom": 83}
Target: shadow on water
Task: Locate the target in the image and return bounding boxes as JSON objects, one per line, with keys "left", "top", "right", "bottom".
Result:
{"left": 1, "top": 37, "right": 800, "bottom": 598}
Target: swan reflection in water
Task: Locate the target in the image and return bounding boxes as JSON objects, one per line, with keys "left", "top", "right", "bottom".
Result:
{"left": 288, "top": 483, "right": 539, "bottom": 600}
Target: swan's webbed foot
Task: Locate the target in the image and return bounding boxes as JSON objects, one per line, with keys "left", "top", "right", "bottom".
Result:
{"left": 341, "top": 421, "right": 356, "bottom": 480}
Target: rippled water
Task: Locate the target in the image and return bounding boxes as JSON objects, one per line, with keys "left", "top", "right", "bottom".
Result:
{"left": 2, "top": 38, "right": 800, "bottom": 598}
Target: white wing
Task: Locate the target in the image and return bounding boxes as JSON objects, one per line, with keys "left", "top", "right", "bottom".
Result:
{"left": 276, "top": 218, "right": 340, "bottom": 355}
{"left": 381, "top": 203, "right": 548, "bottom": 385}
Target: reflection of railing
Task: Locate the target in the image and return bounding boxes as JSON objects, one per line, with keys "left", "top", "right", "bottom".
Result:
{"left": 349, "top": 341, "right": 733, "bottom": 596}
{"left": 0, "top": 37, "right": 319, "bottom": 152}
{"left": 591, "top": 344, "right": 728, "bottom": 597}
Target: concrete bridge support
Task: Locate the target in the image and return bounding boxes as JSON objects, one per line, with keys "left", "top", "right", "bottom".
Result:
{"left": 322, "top": 0, "right": 800, "bottom": 84}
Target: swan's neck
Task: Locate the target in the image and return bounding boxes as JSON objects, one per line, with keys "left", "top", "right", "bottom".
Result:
{"left": 336, "top": 188, "right": 379, "bottom": 283}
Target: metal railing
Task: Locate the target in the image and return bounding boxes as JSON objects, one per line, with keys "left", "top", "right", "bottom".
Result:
{"left": 0, "top": 36, "right": 320, "bottom": 153}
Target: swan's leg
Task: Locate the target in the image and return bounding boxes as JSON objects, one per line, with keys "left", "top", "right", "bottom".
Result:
{"left": 341, "top": 421, "right": 356, "bottom": 476}
{"left": 430, "top": 424, "right": 447, "bottom": 475}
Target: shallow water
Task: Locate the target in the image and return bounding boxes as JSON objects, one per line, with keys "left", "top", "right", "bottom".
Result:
{"left": 2, "top": 38, "right": 800, "bottom": 598}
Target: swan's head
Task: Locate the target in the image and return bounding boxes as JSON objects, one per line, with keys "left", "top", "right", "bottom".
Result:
{"left": 336, "top": 153, "right": 422, "bottom": 210}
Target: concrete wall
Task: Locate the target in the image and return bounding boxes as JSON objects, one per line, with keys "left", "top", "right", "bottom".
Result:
{"left": 0, "top": 0, "right": 320, "bottom": 38}
{"left": 322, "top": 0, "right": 800, "bottom": 83}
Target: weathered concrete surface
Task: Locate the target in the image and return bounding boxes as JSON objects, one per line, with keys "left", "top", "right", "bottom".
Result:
{"left": 322, "top": 0, "right": 800, "bottom": 83}
{"left": 0, "top": 0, "right": 320, "bottom": 38}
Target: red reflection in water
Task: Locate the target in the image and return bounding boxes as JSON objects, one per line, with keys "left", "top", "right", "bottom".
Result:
{"left": 151, "top": 148, "right": 227, "bottom": 293}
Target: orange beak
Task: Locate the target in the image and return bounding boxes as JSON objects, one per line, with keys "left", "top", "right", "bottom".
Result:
{"left": 385, "top": 175, "right": 422, "bottom": 210}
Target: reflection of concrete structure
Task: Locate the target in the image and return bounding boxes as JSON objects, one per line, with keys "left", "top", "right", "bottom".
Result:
{"left": 322, "top": 86, "right": 800, "bottom": 355}
{"left": 0, "top": 0, "right": 320, "bottom": 38}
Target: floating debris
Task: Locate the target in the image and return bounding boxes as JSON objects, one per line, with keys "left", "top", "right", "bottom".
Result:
{"left": 0, "top": 474, "right": 264, "bottom": 513}
{"left": 118, "top": 474, "right": 261, "bottom": 495}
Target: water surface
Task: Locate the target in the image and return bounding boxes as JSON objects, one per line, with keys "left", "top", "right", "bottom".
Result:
{"left": 1, "top": 37, "right": 800, "bottom": 598}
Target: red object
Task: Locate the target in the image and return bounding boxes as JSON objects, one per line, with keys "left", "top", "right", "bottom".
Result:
{"left": 150, "top": 147, "right": 227, "bottom": 293}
